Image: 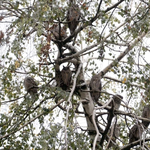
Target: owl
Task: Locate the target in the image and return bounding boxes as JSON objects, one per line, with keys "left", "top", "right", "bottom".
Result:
{"left": 108, "top": 124, "right": 120, "bottom": 148}
{"left": 89, "top": 74, "right": 102, "bottom": 102}
{"left": 24, "top": 76, "right": 38, "bottom": 95}
{"left": 141, "top": 105, "right": 150, "bottom": 128}
{"left": 129, "top": 123, "right": 143, "bottom": 143}
{"left": 60, "top": 66, "right": 72, "bottom": 90}
{"left": 51, "top": 24, "right": 67, "bottom": 40}
{"left": 67, "top": 4, "right": 80, "bottom": 34}
{"left": 109, "top": 94, "right": 123, "bottom": 110}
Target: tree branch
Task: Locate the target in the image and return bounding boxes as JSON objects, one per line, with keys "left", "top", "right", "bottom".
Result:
{"left": 121, "top": 138, "right": 150, "bottom": 150}
{"left": 0, "top": 99, "right": 65, "bottom": 140}
{"left": 104, "top": 76, "right": 144, "bottom": 89}
{"left": 99, "top": 31, "right": 147, "bottom": 77}
{"left": 104, "top": 0, "right": 125, "bottom": 13}
{"left": 59, "top": 22, "right": 126, "bottom": 64}
{"left": 65, "top": 64, "right": 82, "bottom": 149}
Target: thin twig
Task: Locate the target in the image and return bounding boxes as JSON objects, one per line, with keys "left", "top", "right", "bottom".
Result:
{"left": 92, "top": 109, "right": 101, "bottom": 150}
{"left": 65, "top": 63, "right": 82, "bottom": 150}
{"left": 0, "top": 99, "right": 65, "bottom": 140}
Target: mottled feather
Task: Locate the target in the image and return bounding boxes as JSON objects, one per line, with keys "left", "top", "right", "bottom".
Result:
{"left": 67, "top": 4, "right": 80, "bottom": 34}
{"left": 51, "top": 24, "right": 67, "bottom": 40}
{"left": 89, "top": 74, "right": 102, "bottom": 102}
{"left": 108, "top": 124, "right": 120, "bottom": 148}
{"left": 129, "top": 124, "right": 143, "bottom": 143}
{"left": 24, "top": 76, "right": 38, "bottom": 94}
{"left": 109, "top": 94, "right": 123, "bottom": 110}
{"left": 142, "top": 105, "right": 150, "bottom": 128}
{"left": 60, "top": 66, "right": 72, "bottom": 90}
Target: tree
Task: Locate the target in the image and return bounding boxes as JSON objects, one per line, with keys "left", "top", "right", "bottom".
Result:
{"left": 0, "top": 0, "right": 150, "bottom": 149}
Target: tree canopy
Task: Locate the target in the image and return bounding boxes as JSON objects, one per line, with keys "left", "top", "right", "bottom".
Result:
{"left": 0, "top": 0, "right": 150, "bottom": 149}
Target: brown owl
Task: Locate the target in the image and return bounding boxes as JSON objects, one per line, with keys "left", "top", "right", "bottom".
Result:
{"left": 60, "top": 66, "right": 72, "bottom": 90}
{"left": 51, "top": 24, "right": 67, "bottom": 40}
{"left": 129, "top": 123, "right": 143, "bottom": 143}
{"left": 89, "top": 74, "right": 102, "bottom": 102}
{"left": 141, "top": 105, "right": 150, "bottom": 128}
{"left": 24, "top": 76, "right": 38, "bottom": 95}
{"left": 108, "top": 124, "right": 120, "bottom": 148}
{"left": 67, "top": 4, "right": 80, "bottom": 34}
{"left": 109, "top": 94, "right": 123, "bottom": 110}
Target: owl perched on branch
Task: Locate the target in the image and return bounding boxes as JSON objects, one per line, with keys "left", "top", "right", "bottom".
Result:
{"left": 67, "top": 4, "right": 80, "bottom": 34}
{"left": 24, "top": 76, "right": 38, "bottom": 95}
{"left": 50, "top": 24, "right": 68, "bottom": 58}
{"left": 51, "top": 24, "right": 67, "bottom": 40}
{"left": 89, "top": 74, "right": 102, "bottom": 102}
{"left": 129, "top": 123, "right": 144, "bottom": 143}
{"left": 141, "top": 105, "right": 150, "bottom": 128}
{"left": 60, "top": 66, "right": 72, "bottom": 90}
{"left": 109, "top": 94, "right": 123, "bottom": 110}
{"left": 107, "top": 95, "right": 123, "bottom": 122}
{"left": 108, "top": 124, "right": 120, "bottom": 148}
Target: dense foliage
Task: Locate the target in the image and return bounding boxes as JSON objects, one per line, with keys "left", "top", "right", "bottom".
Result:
{"left": 0, "top": 0, "right": 150, "bottom": 149}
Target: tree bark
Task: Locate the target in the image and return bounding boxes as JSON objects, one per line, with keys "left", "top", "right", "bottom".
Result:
{"left": 78, "top": 30, "right": 148, "bottom": 149}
